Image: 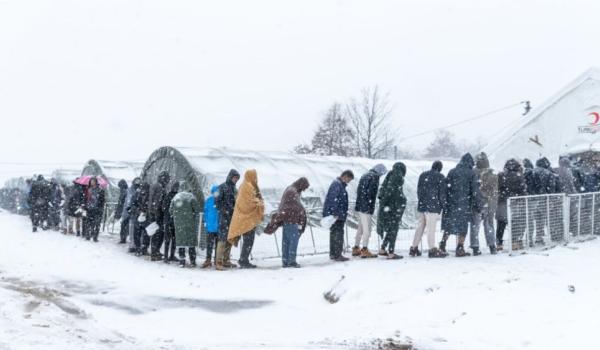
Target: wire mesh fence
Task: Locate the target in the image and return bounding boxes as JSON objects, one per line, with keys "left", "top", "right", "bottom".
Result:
{"left": 507, "top": 192, "right": 600, "bottom": 253}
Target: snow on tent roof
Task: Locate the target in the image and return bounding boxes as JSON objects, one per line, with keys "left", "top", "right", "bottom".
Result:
{"left": 141, "top": 146, "right": 453, "bottom": 223}
{"left": 51, "top": 168, "right": 84, "bottom": 186}
{"left": 484, "top": 67, "right": 600, "bottom": 169}
{"left": 81, "top": 160, "right": 144, "bottom": 201}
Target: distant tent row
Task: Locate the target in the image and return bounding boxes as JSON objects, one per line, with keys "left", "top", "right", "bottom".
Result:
{"left": 2, "top": 147, "right": 451, "bottom": 227}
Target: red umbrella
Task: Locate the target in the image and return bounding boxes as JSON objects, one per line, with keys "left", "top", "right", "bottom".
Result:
{"left": 74, "top": 175, "right": 109, "bottom": 189}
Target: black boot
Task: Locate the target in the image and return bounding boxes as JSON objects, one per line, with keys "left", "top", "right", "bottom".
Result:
{"left": 409, "top": 247, "right": 421, "bottom": 257}
{"left": 439, "top": 240, "right": 446, "bottom": 253}
{"left": 179, "top": 259, "right": 186, "bottom": 268}
{"left": 455, "top": 244, "right": 471, "bottom": 257}
{"left": 489, "top": 245, "right": 497, "bottom": 255}
{"left": 472, "top": 247, "right": 481, "bottom": 256}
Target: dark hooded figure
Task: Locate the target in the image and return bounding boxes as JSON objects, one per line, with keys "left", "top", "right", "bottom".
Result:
{"left": 162, "top": 181, "right": 180, "bottom": 263}
{"left": 440, "top": 153, "right": 482, "bottom": 257}
{"left": 214, "top": 169, "right": 240, "bottom": 270}
{"left": 28, "top": 175, "right": 51, "bottom": 232}
{"left": 410, "top": 160, "right": 448, "bottom": 258}
{"left": 129, "top": 181, "right": 150, "bottom": 255}
{"left": 115, "top": 179, "right": 129, "bottom": 244}
{"left": 47, "top": 179, "right": 64, "bottom": 231}
{"left": 83, "top": 177, "right": 106, "bottom": 242}
{"left": 557, "top": 157, "right": 576, "bottom": 194}
{"left": 125, "top": 178, "right": 142, "bottom": 253}
{"left": 530, "top": 157, "right": 558, "bottom": 245}
{"left": 148, "top": 171, "right": 171, "bottom": 260}
{"left": 376, "top": 162, "right": 407, "bottom": 260}
{"left": 353, "top": 164, "right": 387, "bottom": 258}
{"left": 265, "top": 177, "right": 310, "bottom": 268}
{"left": 470, "top": 152, "right": 498, "bottom": 255}
{"left": 496, "top": 159, "right": 528, "bottom": 249}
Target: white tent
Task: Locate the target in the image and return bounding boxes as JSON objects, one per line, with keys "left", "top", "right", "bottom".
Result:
{"left": 485, "top": 67, "right": 600, "bottom": 169}
{"left": 141, "top": 147, "right": 454, "bottom": 225}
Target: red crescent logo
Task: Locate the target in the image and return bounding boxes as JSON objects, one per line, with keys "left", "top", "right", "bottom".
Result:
{"left": 589, "top": 112, "right": 600, "bottom": 125}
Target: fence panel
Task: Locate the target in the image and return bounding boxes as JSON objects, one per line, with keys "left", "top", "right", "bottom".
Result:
{"left": 507, "top": 194, "right": 568, "bottom": 252}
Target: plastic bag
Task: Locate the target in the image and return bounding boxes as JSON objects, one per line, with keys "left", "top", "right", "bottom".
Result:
{"left": 320, "top": 215, "right": 337, "bottom": 229}
{"left": 146, "top": 222, "right": 159, "bottom": 237}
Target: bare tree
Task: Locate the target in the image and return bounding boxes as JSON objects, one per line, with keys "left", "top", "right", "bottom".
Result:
{"left": 424, "top": 130, "right": 461, "bottom": 158}
{"left": 346, "top": 86, "right": 396, "bottom": 159}
{"left": 311, "top": 103, "right": 356, "bottom": 156}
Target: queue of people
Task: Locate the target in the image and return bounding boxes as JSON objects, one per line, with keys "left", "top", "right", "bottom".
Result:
{"left": 11, "top": 150, "right": 595, "bottom": 270}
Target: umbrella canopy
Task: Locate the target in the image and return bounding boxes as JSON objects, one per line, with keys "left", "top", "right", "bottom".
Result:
{"left": 74, "top": 175, "right": 109, "bottom": 189}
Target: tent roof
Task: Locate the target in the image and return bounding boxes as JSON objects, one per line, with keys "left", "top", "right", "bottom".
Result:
{"left": 484, "top": 67, "right": 600, "bottom": 167}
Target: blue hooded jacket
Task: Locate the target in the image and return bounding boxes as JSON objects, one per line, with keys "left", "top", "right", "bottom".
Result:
{"left": 203, "top": 185, "right": 220, "bottom": 234}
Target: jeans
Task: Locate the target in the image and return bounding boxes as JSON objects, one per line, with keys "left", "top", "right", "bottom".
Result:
{"left": 470, "top": 207, "right": 496, "bottom": 248}
{"left": 239, "top": 229, "right": 256, "bottom": 265}
{"left": 282, "top": 224, "right": 301, "bottom": 266}
{"left": 329, "top": 220, "right": 345, "bottom": 258}
{"left": 205, "top": 233, "right": 218, "bottom": 261}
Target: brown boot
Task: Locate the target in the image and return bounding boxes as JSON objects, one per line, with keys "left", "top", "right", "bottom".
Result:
{"left": 378, "top": 248, "right": 388, "bottom": 257}
{"left": 215, "top": 263, "right": 226, "bottom": 271}
{"left": 352, "top": 246, "right": 361, "bottom": 257}
{"left": 201, "top": 260, "right": 212, "bottom": 269}
{"left": 360, "top": 248, "right": 377, "bottom": 259}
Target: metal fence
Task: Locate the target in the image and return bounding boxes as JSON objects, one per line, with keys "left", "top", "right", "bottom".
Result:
{"left": 507, "top": 192, "right": 600, "bottom": 253}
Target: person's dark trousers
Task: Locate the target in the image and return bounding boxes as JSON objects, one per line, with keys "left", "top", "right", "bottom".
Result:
{"left": 132, "top": 221, "right": 142, "bottom": 251}
{"left": 151, "top": 222, "right": 164, "bottom": 257}
{"left": 163, "top": 223, "right": 177, "bottom": 261}
{"left": 83, "top": 215, "right": 94, "bottom": 240}
{"left": 496, "top": 220, "right": 507, "bottom": 245}
{"left": 239, "top": 229, "right": 256, "bottom": 265}
{"left": 282, "top": 224, "right": 301, "bottom": 266}
{"left": 329, "top": 220, "right": 345, "bottom": 259}
{"left": 88, "top": 210, "right": 102, "bottom": 240}
{"left": 178, "top": 247, "right": 197, "bottom": 264}
{"left": 30, "top": 207, "right": 41, "bottom": 231}
{"left": 141, "top": 226, "right": 150, "bottom": 254}
{"left": 205, "top": 233, "right": 219, "bottom": 262}
{"left": 381, "top": 228, "right": 399, "bottom": 254}
{"left": 119, "top": 216, "right": 130, "bottom": 243}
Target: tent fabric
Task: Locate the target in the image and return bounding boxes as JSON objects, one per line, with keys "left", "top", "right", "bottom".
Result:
{"left": 140, "top": 146, "right": 452, "bottom": 225}
{"left": 484, "top": 67, "right": 600, "bottom": 169}
{"left": 81, "top": 160, "right": 144, "bottom": 202}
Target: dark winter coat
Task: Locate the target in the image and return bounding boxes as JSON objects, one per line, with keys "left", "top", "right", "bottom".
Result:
{"left": 376, "top": 162, "right": 407, "bottom": 238}
{"left": 530, "top": 158, "right": 557, "bottom": 195}
{"left": 496, "top": 159, "right": 528, "bottom": 222}
{"left": 442, "top": 153, "right": 481, "bottom": 235}
{"left": 148, "top": 171, "right": 170, "bottom": 224}
{"left": 84, "top": 186, "right": 106, "bottom": 217}
{"left": 523, "top": 159, "right": 536, "bottom": 194}
{"left": 265, "top": 177, "right": 310, "bottom": 234}
{"left": 162, "top": 182, "right": 180, "bottom": 237}
{"left": 354, "top": 168, "right": 384, "bottom": 215}
{"left": 114, "top": 179, "right": 128, "bottom": 220}
{"left": 215, "top": 169, "right": 239, "bottom": 239}
{"left": 416, "top": 161, "right": 446, "bottom": 214}
{"left": 170, "top": 191, "right": 201, "bottom": 247}
{"left": 323, "top": 178, "right": 350, "bottom": 221}
{"left": 203, "top": 185, "right": 220, "bottom": 233}
{"left": 66, "top": 184, "right": 85, "bottom": 216}
{"left": 130, "top": 183, "right": 150, "bottom": 221}
{"left": 557, "top": 158, "right": 576, "bottom": 194}
{"left": 582, "top": 171, "right": 600, "bottom": 193}
{"left": 475, "top": 153, "right": 499, "bottom": 212}
{"left": 28, "top": 177, "right": 51, "bottom": 210}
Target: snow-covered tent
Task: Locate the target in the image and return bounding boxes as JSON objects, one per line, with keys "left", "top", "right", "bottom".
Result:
{"left": 141, "top": 146, "right": 446, "bottom": 225}
{"left": 485, "top": 67, "right": 600, "bottom": 169}
{"left": 50, "top": 168, "right": 84, "bottom": 186}
{"left": 81, "top": 160, "right": 144, "bottom": 202}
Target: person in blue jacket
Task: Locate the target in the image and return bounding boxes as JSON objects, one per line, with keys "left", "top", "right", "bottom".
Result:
{"left": 202, "top": 185, "right": 220, "bottom": 268}
{"left": 323, "top": 170, "right": 354, "bottom": 262}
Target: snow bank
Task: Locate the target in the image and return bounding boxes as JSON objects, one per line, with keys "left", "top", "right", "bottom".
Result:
{"left": 0, "top": 211, "right": 598, "bottom": 349}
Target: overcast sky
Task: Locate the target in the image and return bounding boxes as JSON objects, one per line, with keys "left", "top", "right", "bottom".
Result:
{"left": 1, "top": 0, "right": 599, "bottom": 178}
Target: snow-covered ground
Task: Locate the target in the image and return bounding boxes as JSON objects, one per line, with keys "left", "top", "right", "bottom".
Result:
{"left": 0, "top": 211, "right": 598, "bottom": 350}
